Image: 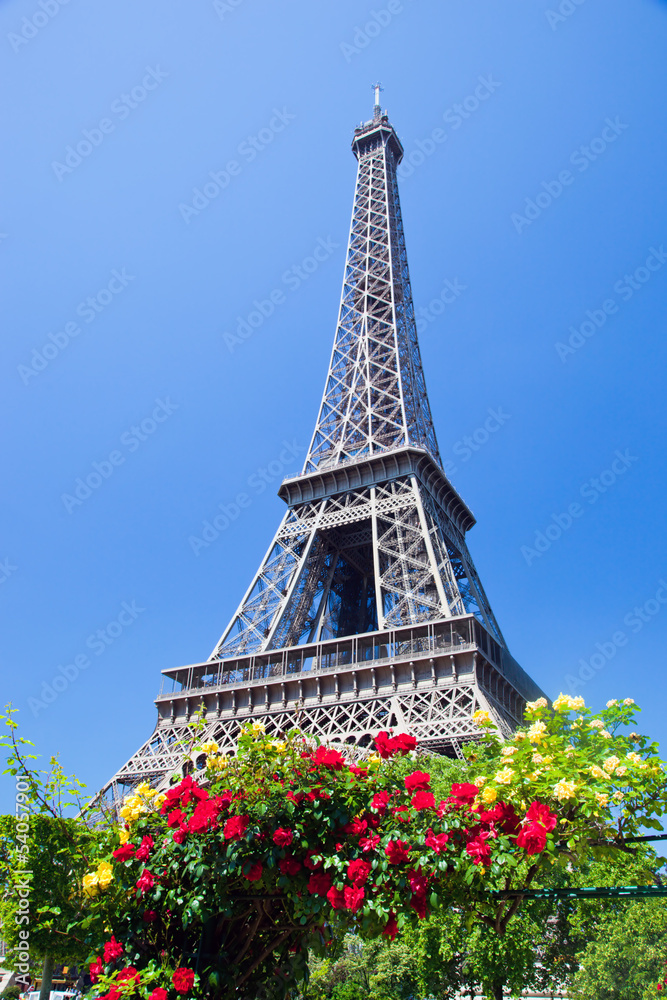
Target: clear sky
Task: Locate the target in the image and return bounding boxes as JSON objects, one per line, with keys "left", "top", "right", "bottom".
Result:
{"left": 1, "top": 0, "right": 666, "bottom": 812}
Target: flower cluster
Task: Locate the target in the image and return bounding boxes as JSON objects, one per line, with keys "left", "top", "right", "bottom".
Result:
{"left": 77, "top": 701, "right": 664, "bottom": 1000}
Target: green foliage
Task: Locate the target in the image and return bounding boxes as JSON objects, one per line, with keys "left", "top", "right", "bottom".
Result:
{"left": 1, "top": 986, "right": 22, "bottom": 1000}
{"left": 571, "top": 899, "right": 667, "bottom": 1000}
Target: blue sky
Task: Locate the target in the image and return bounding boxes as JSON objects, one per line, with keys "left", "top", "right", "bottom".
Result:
{"left": 1, "top": 0, "right": 666, "bottom": 811}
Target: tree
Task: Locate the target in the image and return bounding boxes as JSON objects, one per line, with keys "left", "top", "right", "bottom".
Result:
{"left": 0, "top": 708, "right": 101, "bottom": 1000}
{"left": 571, "top": 899, "right": 667, "bottom": 999}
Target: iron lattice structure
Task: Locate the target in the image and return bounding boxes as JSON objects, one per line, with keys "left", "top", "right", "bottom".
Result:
{"left": 99, "top": 100, "right": 545, "bottom": 806}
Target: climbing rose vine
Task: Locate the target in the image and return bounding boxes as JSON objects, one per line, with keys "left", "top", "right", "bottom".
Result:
{"left": 77, "top": 698, "right": 666, "bottom": 1000}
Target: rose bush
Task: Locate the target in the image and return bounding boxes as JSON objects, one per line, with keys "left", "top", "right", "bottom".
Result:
{"left": 75, "top": 699, "right": 665, "bottom": 1000}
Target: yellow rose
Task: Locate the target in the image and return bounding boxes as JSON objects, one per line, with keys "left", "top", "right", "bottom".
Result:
{"left": 532, "top": 753, "right": 544, "bottom": 765}
{"left": 590, "top": 765, "right": 606, "bottom": 780}
{"left": 527, "top": 721, "right": 547, "bottom": 743}
{"left": 481, "top": 786, "right": 497, "bottom": 804}
{"left": 595, "top": 792, "right": 609, "bottom": 807}
{"left": 271, "top": 740, "right": 287, "bottom": 753}
{"left": 553, "top": 780, "right": 577, "bottom": 802}
{"left": 494, "top": 767, "right": 514, "bottom": 785}
{"left": 118, "top": 829, "right": 130, "bottom": 845}
{"left": 526, "top": 697, "right": 548, "bottom": 712}
{"left": 473, "top": 776, "right": 487, "bottom": 788}
{"left": 606, "top": 699, "right": 618, "bottom": 708}
{"left": 472, "top": 709, "right": 491, "bottom": 727}
{"left": 154, "top": 793, "right": 166, "bottom": 808}
{"left": 83, "top": 872, "right": 99, "bottom": 896}
{"left": 613, "top": 790, "right": 624, "bottom": 802}
{"left": 208, "top": 754, "right": 228, "bottom": 771}
{"left": 600, "top": 730, "right": 612, "bottom": 739}
{"left": 615, "top": 765, "right": 627, "bottom": 777}
{"left": 251, "top": 721, "right": 266, "bottom": 735}
{"left": 96, "top": 861, "right": 113, "bottom": 891}
{"left": 588, "top": 719, "right": 604, "bottom": 729}
{"left": 553, "top": 693, "right": 585, "bottom": 712}
{"left": 501, "top": 746, "right": 517, "bottom": 757}
{"left": 623, "top": 698, "right": 635, "bottom": 706}
{"left": 201, "top": 741, "right": 220, "bottom": 754}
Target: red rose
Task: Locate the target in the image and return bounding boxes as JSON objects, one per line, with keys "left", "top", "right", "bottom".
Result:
{"left": 188, "top": 797, "right": 224, "bottom": 834}
{"left": 516, "top": 822, "right": 547, "bottom": 856}
{"left": 371, "top": 791, "right": 390, "bottom": 813}
{"left": 466, "top": 833, "right": 493, "bottom": 865}
{"left": 135, "top": 835, "right": 154, "bottom": 862}
{"left": 117, "top": 967, "right": 140, "bottom": 986}
{"left": 349, "top": 765, "right": 368, "bottom": 778}
{"left": 347, "top": 859, "right": 371, "bottom": 886}
{"left": 408, "top": 867, "right": 430, "bottom": 894}
{"left": 89, "top": 957, "right": 103, "bottom": 984}
{"left": 273, "top": 827, "right": 293, "bottom": 847}
{"left": 172, "top": 968, "right": 195, "bottom": 994}
{"left": 425, "top": 829, "right": 449, "bottom": 855}
{"left": 167, "top": 808, "right": 186, "bottom": 829}
{"left": 278, "top": 856, "right": 302, "bottom": 875}
{"left": 449, "top": 783, "right": 479, "bottom": 806}
{"left": 343, "top": 885, "right": 365, "bottom": 912}
{"left": 312, "top": 745, "right": 346, "bottom": 769}
{"left": 342, "top": 817, "right": 367, "bottom": 835}
{"left": 385, "top": 839, "right": 410, "bottom": 864}
{"left": 525, "top": 801, "right": 557, "bottom": 832}
{"left": 103, "top": 936, "right": 123, "bottom": 963}
{"left": 374, "top": 731, "right": 393, "bottom": 759}
{"left": 172, "top": 827, "right": 187, "bottom": 845}
{"left": 479, "top": 801, "right": 521, "bottom": 836}
{"left": 244, "top": 862, "right": 263, "bottom": 881}
{"left": 326, "top": 885, "right": 346, "bottom": 909}
{"left": 404, "top": 770, "right": 431, "bottom": 793}
{"left": 224, "top": 814, "right": 249, "bottom": 840}
{"left": 359, "top": 834, "right": 380, "bottom": 852}
{"left": 136, "top": 868, "right": 155, "bottom": 894}
{"left": 112, "top": 843, "right": 136, "bottom": 861}
{"left": 148, "top": 990, "right": 168, "bottom": 1000}
{"left": 409, "top": 891, "right": 428, "bottom": 919}
{"left": 411, "top": 791, "right": 435, "bottom": 811}
{"left": 308, "top": 871, "right": 333, "bottom": 896}
{"left": 392, "top": 733, "right": 417, "bottom": 754}
{"left": 382, "top": 911, "right": 399, "bottom": 940}
{"left": 143, "top": 910, "right": 157, "bottom": 922}
{"left": 287, "top": 790, "right": 304, "bottom": 805}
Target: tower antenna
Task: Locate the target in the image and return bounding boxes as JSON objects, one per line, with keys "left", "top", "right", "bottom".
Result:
{"left": 372, "top": 81, "right": 384, "bottom": 118}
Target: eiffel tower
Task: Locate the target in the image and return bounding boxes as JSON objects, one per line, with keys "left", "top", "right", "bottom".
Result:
{"left": 101, "top": 89, "right": 545, "bottom": 804}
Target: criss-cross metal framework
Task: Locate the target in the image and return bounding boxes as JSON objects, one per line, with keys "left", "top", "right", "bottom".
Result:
{"left": 99, "top": 101, "right": 545, "bottom": 807}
